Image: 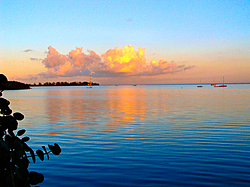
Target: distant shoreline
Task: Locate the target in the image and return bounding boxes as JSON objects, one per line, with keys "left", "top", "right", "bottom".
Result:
{"left": 4, "top": 81, "right": 31, "bottom": 90}
{"left": 29, "top": 81, "right": 99, "bottom": 87}
{"left": 101, "top": 82, "right": 250, "bottom": 86}
{"left": 5, "top": 81, "right": 250, "bottom": 90}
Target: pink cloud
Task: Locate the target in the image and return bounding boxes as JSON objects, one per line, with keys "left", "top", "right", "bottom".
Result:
{"left": 39, "top": 45, "right": 194, "bottom": 78}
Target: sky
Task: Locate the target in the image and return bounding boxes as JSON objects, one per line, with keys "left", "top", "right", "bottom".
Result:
{"left": 1, "top": 0, "right": 249, "bottom": 84}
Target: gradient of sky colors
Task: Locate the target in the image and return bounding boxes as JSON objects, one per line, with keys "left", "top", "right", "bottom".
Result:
{"left": 1, "top": 0, "right": 249, "bottom": 84}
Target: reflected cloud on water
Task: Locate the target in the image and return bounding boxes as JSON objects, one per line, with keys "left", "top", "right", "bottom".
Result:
{"left": 44, "top": 86, "right": 146, "bottom": 136}
{"left": 5, "top": 85, "right": 250, "bottom": 140}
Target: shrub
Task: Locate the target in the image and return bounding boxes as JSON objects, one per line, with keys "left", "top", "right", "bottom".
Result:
{"left": 0, "top": 74, "right": 61, "bottom": 187}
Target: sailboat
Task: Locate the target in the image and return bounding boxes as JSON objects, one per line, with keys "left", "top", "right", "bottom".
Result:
{"left": 214, "top": 76, "right": 227, "bottom": 87}
{"left": 211, "top": 78, "right": 216, "bottom": 86}
{"left": 197, "top": 79, "right": 203, "bottom": 87}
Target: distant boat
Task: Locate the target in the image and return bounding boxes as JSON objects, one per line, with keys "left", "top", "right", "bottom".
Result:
{"left": 214, "top": 76, "right": 227, "bottom": 87}
{"left": 211, "top": 78, "right": 216, "bottom": 86}
{"left": 197, "top": 79, "right": 203, "bottom": 88}
{"left": 214, "top": 84, "right": 227, "bottom": 87}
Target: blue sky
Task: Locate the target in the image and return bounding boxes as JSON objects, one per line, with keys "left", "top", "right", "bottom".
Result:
{"left": 1, "top": 0, "right": 249, "bottom": 84}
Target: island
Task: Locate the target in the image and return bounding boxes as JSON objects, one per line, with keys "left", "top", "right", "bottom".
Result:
{"left": 4, "top": 81, "right": 31, "bottom": 90}
{"left": 1, "top": 80, "right": 100, "bottom": 90}
{"left": 29, "top": 81, "right": 99, "bottom": 87}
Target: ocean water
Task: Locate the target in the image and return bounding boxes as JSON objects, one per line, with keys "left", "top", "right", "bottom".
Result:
{"left": 4, "top": 84, "right": 250, "bottom": 187}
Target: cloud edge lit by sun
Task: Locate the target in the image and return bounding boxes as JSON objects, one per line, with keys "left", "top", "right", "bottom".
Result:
{"left": 37, "top": 45, "right": 195, "bottom": 79}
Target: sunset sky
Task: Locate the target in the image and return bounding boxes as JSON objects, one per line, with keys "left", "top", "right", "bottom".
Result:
{"left": 1, "top": 0, "right": 249, "bottom": 84}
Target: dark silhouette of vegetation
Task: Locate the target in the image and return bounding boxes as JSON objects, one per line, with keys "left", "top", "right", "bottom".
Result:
{"left": 4, "top": 81, "right": 30, "bottom": 90}
{"left": 0, "top": 74, "right": 61, "bottom": 187}
{"left": 29, "top": 81, "right": 99, "bottom": 87}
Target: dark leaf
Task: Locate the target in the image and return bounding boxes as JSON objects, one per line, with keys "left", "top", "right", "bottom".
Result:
{"left": 14, "top": 140, "right": 25, "bottom": 156}
{"left": 5, "top": 134, "right": 14, "bottom": 149}
{"left": 8, "top": 128, "right": 15, "bottom": 137}
{"left": 36, "top": 149, "right": 44, "bottom": 161}
{"left": 29, "top": 171, "right": 44, "bottom": 185}
{"left": 48, "top": 143, "right": 61, "bottom": 155}
{"left": 48, "top": 144, "right": 53, "bottom": 151}
{"left": 17, "top": 129, "right": 26, "bottom": 136}
{"left": 42, "top": 146, "right": 49, "bottom": 160}
{"left": 0, "top": 115, "right": 9, "bottom": 126}
{"left": 7, "top": 116, "right": 18, "bottom": 131}
{"left": 22, "top": 137, "right": 30, "bottom": 142}
{"left": 53, "top": 143, "right": 61, "bottom": 155}
{"left": 23, "top": 142, "right": 30, "bottom": 152}
{"left": 0, "top": 98, "right": 10, "bottom": 106}
{"left": 3, "top": 108, "right": 12, "bottom": 115}
{"left": 13, "top": 112, "right": 25, "bottom": 121}
{"left": 0, "top": 74, "right": 8, "bottom": 84}
{"left": 29, "top": 148, "right": 36, "bottom": 163}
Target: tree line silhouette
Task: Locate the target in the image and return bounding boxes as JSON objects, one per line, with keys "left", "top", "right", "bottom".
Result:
{"left": 30, "top": 81, "right": 99, "bottom": 86}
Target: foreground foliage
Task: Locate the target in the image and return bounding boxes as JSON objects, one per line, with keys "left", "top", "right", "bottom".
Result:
{"left": 0, "top": 74, "right": 61, "bottom": 187}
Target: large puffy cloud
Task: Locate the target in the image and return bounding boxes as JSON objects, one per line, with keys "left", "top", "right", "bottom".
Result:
{"left": 40, "top": 45, "right": 194, "bottom": 78}
{"left": 41, "top": 46, "right": 99, "bottom": 77}
{"left": 99, "top": 45, "right": 146, "bottom": 75}
{"left": 43, "top": 46, "right": 68, "bottom": 68}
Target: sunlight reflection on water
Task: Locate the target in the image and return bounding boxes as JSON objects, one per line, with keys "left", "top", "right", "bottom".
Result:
{"left": 4, "top": 84, "right": 250, "bottom": 187}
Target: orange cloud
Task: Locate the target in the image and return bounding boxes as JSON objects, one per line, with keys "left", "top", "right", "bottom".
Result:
{"left": 39, "top": 45, "right": 194, "bottom": 78}
{"left": 101, "top": 45, "right": 146, "bottom": 75}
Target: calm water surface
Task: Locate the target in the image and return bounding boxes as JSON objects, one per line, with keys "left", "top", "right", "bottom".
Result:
{"left": 4, "top": 84, "right": 250, "bottom": 187}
